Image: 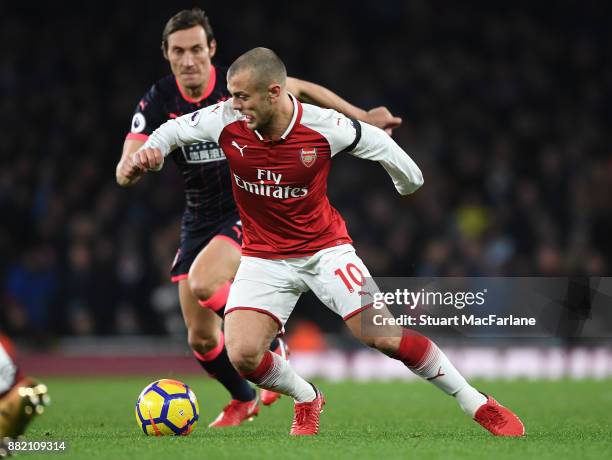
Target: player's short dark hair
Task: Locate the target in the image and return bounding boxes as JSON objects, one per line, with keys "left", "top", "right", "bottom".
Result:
{"left": 161, "top": 8, "right": 215, "bottom": 53}
{"left": 227, "top": 47, "right": 287, "bottom": 91}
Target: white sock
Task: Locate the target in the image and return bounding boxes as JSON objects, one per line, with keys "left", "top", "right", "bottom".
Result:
{"left": 409, "top": 343, "right": 487, "bottom": 416}
{"left": 249, "top": 351, "right": 316, "bottom": 403}
{"left": 455, "top": 385, "right": 488, "bottom": 417}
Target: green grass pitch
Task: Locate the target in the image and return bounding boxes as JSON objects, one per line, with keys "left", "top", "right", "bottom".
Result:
{"left": 18, "top": 377, "right": 612, "bottom": 459}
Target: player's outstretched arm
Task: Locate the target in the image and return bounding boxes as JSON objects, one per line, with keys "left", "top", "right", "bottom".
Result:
{"left": 286, "top": 77, "right": 402, "bottom": 134}
{"left": 135, "top": 101, "right": 231, "bottom": 170}
{"left": 348, "top": 121, "right": 424, "bottom": 195}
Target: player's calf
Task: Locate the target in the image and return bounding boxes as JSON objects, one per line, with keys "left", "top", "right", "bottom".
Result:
{"left": 358, "top": 335, "right": 401, "bottom": 358}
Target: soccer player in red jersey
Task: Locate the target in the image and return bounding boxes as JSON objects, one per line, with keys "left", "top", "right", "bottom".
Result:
{"left": 115, "top": 9, "right": 403, "bottom": 427}
{"left": 128, "top": 47, "right": 525, "bottom": 437}
{"left": 0, "top": 335, "right": 49, "bottom": 446}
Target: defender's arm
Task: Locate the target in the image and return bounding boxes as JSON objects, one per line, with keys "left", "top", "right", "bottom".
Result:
{"left": 286, "top": 77, "right": 402, "bottom": 134}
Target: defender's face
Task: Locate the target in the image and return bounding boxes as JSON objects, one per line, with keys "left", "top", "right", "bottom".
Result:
{"left": 228, "top": 70, "right": 273, "bottom": 131}
{"left": 166, "top": 26, "right": 216, "bottom": 91}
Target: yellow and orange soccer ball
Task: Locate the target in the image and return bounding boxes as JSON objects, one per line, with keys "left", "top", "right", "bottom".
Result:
{"left": 135, "top": 379, "right": 199, "bottom": 436}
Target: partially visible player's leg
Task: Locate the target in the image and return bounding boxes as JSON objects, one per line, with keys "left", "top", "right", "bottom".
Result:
{"left": 178, "top": 280, "right": 254, "bottom": 398}
{"left": 0, "top": 335, "right": 49, "bottom": 441}
{"left": 183, "top": 235, "right": 247, "bottom": 395}
{"left": 345, "top": 312, "right": 524, "bottom": 436}
{"left": 345, "top": 311, "right": 487, "bottom": 410}
{"left": 224, "top": 310, "right": 278, "bottom": 374}
{"left": 307, "top": 244, "right": 524, "bottom": 437}
{"left": 225, "top": 309, "right": 322, "bottom": 435}
{"left": 224, "top": 257, "right": 315, "bottom": 401}
{"left": 175, "top": 227, "right": 254, "bottom": 402}
{"left": 188, "top": 235, "right": 241, "bottom": 310}
{"left": 190, "top": 233, "right": 288, "bottom": 402}
{"left": 225, "top": 310, "right": 314, "bottom": 401}
{"left": 181, "top": 232, "right": 275, "bottom": 427}
{"left": 260, "top": 337, "right": 289, "bottom": 406}
{"left": 307, "top": 244, "right": 485, "bottom": 402}
{"left": 178, "top": 279, "right": 259, "bottom": 428}
{"left": 224, "top": 257, "right": 323, "bottom": 435}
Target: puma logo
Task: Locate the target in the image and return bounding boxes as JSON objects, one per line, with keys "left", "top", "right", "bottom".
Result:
{"left": 231, "top": 141, "right": 247, "bottom": 156}
{"left": 426, "top": 366, "right": 446, "bottom": 381}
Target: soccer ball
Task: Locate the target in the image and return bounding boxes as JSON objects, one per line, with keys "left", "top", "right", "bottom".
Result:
{"left": 135, "top": 379, "right": 199, "bottom": 436}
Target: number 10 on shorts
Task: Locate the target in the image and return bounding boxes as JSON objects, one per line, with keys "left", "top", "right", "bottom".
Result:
{"left": 334, "top": 263, "right": 365, "bottom": 293}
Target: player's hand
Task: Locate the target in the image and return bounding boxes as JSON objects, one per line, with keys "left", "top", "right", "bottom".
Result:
{"left": 364, "top": 106, "right": 402, "bottom": 135}
{"left": 131, "top": 147, "right": 164, "bottom": 172}
{"left": 116, "top": 155, "right": 147, "bottom": 186}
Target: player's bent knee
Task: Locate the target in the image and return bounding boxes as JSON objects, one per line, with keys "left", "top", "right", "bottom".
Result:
{"left": 226, "top": 345, "right": 263, "bottom": 374}
{"left": 188, "top": 277, "right": 216, "bottom": 301}
{"left": 187, "top": 329, "right": 220, "bottom": 355}
{"left": 371, "top": 336, "right": 400, "bottom": 356}
{"left": 188, "top": 276, "right": 228, "bottom": 302}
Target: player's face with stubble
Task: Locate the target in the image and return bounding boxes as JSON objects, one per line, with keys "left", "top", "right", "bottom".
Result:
{"left": 228, "top": 70, "right": 274, "bottom": 131}
{"left": 166, "top": 26, "right": 216, "bottom": 90}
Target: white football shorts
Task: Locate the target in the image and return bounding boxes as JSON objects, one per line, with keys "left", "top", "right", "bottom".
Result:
{"left": 225, "top": 244, "right": 378, "bottom": 329}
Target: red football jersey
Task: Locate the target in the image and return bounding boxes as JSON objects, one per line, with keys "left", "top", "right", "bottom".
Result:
{"left": 144, "top": 95, "right": 423, "bottom": 258}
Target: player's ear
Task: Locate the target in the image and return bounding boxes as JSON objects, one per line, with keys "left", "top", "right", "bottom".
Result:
{"left": 208, "top": 39, "right": 217, "bottom": 59}
{"left": 268, "top": 83, "right": 281, "bottom": 102}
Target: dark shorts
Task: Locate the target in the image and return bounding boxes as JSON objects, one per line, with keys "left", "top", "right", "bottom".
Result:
{"left": 170, "top": 215, "right": 243, "bottom": 282}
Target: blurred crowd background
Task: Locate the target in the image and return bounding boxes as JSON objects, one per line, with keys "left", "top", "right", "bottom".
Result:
{"left": 1, "top": 1, "right": 610, "bottom": 341}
